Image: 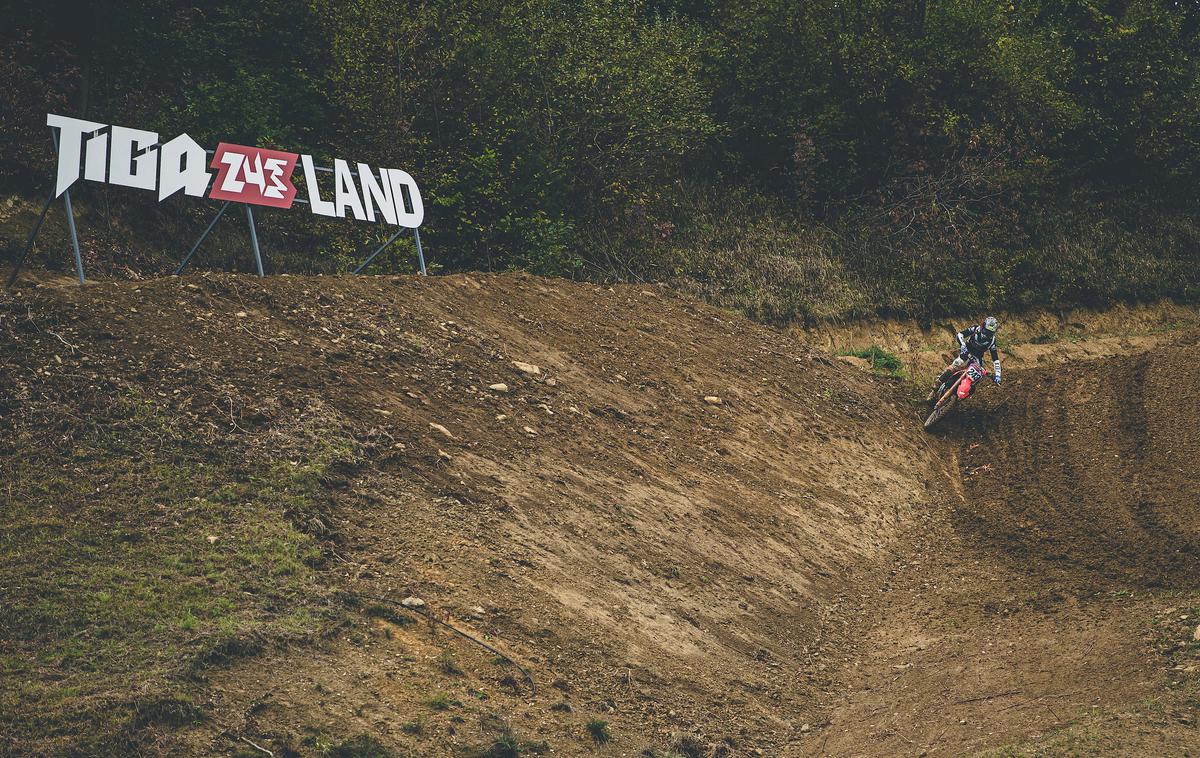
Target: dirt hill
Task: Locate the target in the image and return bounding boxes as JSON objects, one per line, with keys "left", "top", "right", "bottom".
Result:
{"left": 1, "top": 273, "right": 1196, "bottom": 757}
{"left": 0, "top": 272, "right": 937, "bottom": 756}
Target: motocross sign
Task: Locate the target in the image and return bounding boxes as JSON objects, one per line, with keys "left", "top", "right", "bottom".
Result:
{"left": 46, "top": 113, "right": 424, "bottom": 228}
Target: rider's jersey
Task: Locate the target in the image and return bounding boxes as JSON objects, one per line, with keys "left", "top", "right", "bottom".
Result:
{"left": 957, "top": 325, "right": 998, "bottom": 362}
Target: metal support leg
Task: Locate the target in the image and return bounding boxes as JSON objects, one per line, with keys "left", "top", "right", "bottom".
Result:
{"left": 414, "top": 227, "right": 427, "bottom": 276}
{"left": 352, "top": 228, "right": 406, "bottom": 274}
{"left": 37, "top": 127, "right": 85, "bottom": 285}
{"left": 245, "top": 205, "right": 264, "bottom": 277}
{"left": 62, "top": 189, "right": 84, "bottom": 284}
{"left": 175, "top": 201, "right": 230, "bottom": 275}
{"left": 5, "top": 184, "right": 57, "bottom": 289}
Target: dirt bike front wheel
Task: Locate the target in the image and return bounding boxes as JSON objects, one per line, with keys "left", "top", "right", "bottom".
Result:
{"left": 923, "top": 394, "right": 956, "bottom": 431}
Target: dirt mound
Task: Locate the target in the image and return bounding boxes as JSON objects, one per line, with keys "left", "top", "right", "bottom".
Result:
{"left": 950, "top": 347, "right": 1200, "bottom": 589}
{"left": 4, "top": 272, "right": 1196, "bottom": 756}
{"left": 1, "top": 272, "right": 935, "bottom": 755}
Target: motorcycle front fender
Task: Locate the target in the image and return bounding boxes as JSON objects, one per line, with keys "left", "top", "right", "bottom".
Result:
{"left": 957, "top": 375, "right": 973, "bottom": 399}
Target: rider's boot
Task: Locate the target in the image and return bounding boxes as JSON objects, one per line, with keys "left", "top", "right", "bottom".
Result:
{"left": 929, "top": 355, "right": 966, "bottom": 401}
{"left": 928, "top": 368, "right": 952, "bottom": 401}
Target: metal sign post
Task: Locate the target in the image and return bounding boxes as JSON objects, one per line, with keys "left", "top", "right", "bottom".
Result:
{"left": 350, "top": 227, "right": 429, "bottom": 276}
{"left": 62, "top": 184, "right": 85, "bottom": 284}
{"left": 6, "top": 129, "right": 87, "bottom": 288}
{"left": 244, "top": 205, "right": 265, "bottom": 276}
{"left": 352, "top": 228, "right": 406, "bottom": 274}
{"left": 174, "top": 201, "right": 230, "bottom": 275}
{"left": 5, "top": 184, "right": 57, "bottom": 288}
{"left": 174, "top": 201, "right": 269, "bottom": 277}
{"left": 414, "top": 227, "right": 427, "bottom": 276}
{"left": 51, "top": 128, "right": 86, "bottom": 284}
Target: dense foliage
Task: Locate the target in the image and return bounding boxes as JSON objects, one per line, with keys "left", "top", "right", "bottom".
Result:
{"left": 2, "top": 0, "right": 1198, "bottom": 319}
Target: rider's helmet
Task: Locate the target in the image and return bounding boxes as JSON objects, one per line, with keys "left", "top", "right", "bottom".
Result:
{"left": 983, "top": 316, "right": 999, "bottom": 335}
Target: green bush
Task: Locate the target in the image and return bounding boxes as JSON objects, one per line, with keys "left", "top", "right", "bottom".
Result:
{"left": 4, "top": 0, "right": 1200, "bottom": 317}
{"left": 838, "top": 346, "right": 906, "bottom": 378}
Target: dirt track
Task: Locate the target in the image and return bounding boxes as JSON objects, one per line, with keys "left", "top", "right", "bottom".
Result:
{"left": 810, "top": 346, "right": 1200, "bottom": 756}
{"left": 1, "top": 273, "right": 1197, "bottom": 756}
{"left": 957, "top": 348, "right": 1200, "bottom": 590}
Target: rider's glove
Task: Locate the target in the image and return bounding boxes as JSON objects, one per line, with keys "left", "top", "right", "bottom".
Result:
{"left": 993, "top": 360, "right": 1002, "bottom": 384}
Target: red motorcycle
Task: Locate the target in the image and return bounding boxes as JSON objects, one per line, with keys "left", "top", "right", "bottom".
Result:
{"left": 924, "top": 357, "right": 992, "bottom": 430}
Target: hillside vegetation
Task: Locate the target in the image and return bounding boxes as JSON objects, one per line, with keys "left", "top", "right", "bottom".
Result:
{"left": 3, "top": 1, "right": 1200, "bottom": 319}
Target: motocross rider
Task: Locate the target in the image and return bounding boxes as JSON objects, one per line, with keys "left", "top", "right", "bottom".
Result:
{"left": 929, "top": 316, "right": 1002, "bottom": 400}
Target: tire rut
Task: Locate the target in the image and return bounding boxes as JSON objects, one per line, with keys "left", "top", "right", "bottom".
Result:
{"left": 957, "top": 348, "right": 1200, "bottom": 589}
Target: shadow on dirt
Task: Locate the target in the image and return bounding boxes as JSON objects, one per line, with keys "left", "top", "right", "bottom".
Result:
{"left": 947, "top": 349, "right": 1200, "bottom": 590}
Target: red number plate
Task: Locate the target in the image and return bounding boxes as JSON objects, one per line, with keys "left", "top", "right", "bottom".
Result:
{"left": 207, "top": 143, "right": 299, "bottom": 208}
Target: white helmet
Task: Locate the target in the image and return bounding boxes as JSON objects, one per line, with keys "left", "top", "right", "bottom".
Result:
{"left": 983, "top": 316, "right": 999, "bottom": 334}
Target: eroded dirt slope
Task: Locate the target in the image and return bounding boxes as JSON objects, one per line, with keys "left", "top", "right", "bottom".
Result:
{"left": 5, "top": 272, "right": 1197, "bottom": 757}
{"left": 1, "top": 272, "right": 935, "bottom": 756}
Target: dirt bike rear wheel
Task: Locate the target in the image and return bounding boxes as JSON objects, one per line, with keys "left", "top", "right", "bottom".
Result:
{"left": 923, "top": 394, "right": 956, "bottom": 430}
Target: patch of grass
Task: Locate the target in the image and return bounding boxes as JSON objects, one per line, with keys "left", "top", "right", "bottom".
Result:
{"left": 475, "top": 734, "right": 522, "bottom": 758}
{"left": 439, "top": 650, "right": 463, "bottom": 675}
{"left": 989, "top": 723, "right": 1118, "bottom": 755}
{"left": 837, "top": 346, "right": 907, "bottom": 378}
{"left": 1151, "top": 597, "right": 1200, "bottom": 678}
{"left": 663, "top": 195, "right": 1200, "bottom": 324}
{"left": 322, "top": 733, "right": 394, "bottom": 757}
{"left": 470, "top": 732, "right": 550, "bottom": 758}
{"left": 0, "top": 390, "right": 357, "bottom": 752}
{"left": 666, "top": 733, "right": 710, "bottom": 757}
{"left": 129, "top": 696, "right": 205, "bottom": 729}
{"left": 424, "top": 692, "right": 460, "bottom": 711}
{"left": 584, "top": 718, "right": 611, "bottom": 745}
{"left": 400, "top": 717, "right": 424, "bottom": 736}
